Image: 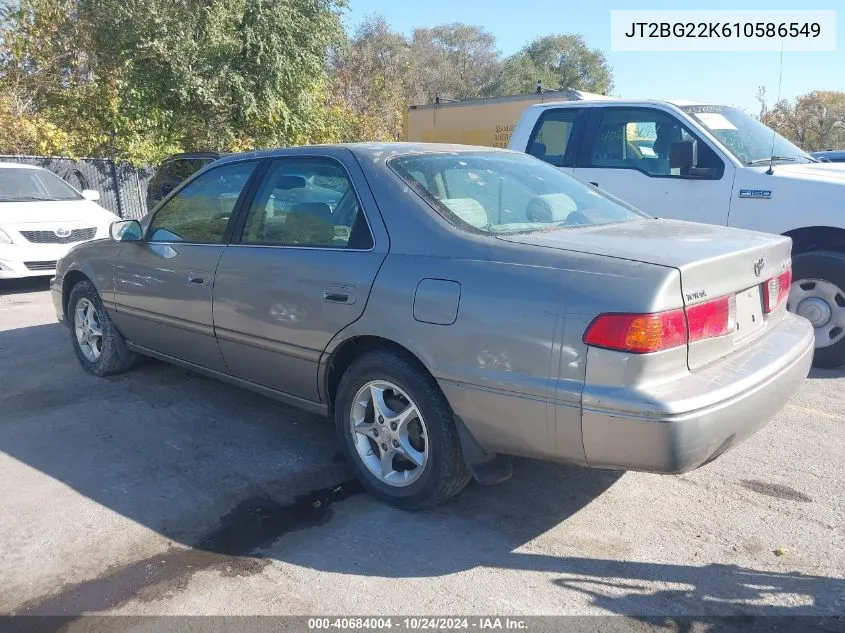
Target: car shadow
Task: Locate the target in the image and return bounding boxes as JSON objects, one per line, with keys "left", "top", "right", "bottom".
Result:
{"left": 2, "top": 322, "right": 843, "bottom": 619}
{"left": 808, "top": 366, "right": 845, "bottom": 380}
{"left": 0, "top": 277, "right": 51, "bottom": 295}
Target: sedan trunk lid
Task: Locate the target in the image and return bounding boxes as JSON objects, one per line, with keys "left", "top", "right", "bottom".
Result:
{"left": 498, "top": 218, "right": 792, "bottom": 369}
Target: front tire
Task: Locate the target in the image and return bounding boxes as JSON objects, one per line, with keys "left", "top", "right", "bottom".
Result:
{"left": 68, "top": 280, "right": 137, "bottom": 376}
{"left": 334, "top": 350, "right": 472, "bottom": 510}
{"left": 789, "top": 250, "right": 845, "bottom": 369}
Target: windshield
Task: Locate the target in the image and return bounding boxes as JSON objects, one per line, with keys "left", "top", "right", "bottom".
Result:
{"left": 389, "top": 151, "right": 646, "bottom": 235}
{"left": 681, "top": 105, "right": 814, "bottom": 165}
{"left": 0, "top": 168, "right": 82, "bottom": 202}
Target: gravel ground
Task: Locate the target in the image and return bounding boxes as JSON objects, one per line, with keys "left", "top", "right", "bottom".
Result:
{"left": 1, "top": 279, "right": 843, "bottom": 625}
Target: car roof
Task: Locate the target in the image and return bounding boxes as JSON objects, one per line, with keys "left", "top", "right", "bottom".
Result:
{"left": 811, "top": 150, "right": 845, "bottom": 158}
{"left": 163, "top": 152, "right": 223, "bottom": 161}
{"left": 213, "top": 143, "right": 512, "bottom": 166}
{"left": 0, "top": 162, "right": 48, "bottom": 170}
{"left": 528, "top": 98, "right": 713, "bottom": 110}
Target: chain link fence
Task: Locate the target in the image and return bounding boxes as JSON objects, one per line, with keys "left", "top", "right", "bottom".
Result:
{"left": 0, "top": 155, "right": 155, "bottom": 220}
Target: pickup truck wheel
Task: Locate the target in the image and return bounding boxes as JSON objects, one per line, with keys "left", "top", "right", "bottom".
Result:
{"left": 68, "top": 280, "right": 137, "bottom": 376}
{"left": 335, "top": 350, "right": 472, "bottom": 510}
{"left": 789, "top": 250, "right": 845, "bottom": 369}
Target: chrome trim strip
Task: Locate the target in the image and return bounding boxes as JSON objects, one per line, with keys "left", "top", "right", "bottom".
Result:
{"left": 214, "top": 327, "right": 322, "bottom": 362}
{"left": 113, "top": 304, "right": 214, "bottom": 337}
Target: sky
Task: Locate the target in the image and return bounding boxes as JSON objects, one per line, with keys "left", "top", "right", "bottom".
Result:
{"left": 342, "top": 0, "right": 844, "bottom": 113}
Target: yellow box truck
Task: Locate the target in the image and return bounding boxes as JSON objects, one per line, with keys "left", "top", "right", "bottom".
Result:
{"left": 402, "top": 90, "right": 611, "bottom": 147}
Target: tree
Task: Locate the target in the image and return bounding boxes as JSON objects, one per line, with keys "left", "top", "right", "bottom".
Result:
{"left": 495, "top": 34, "right": 613, "bottom": 96}
{"left": 0, "top": 0, "right": 348, "bottom": 162}
{"left": 755, "top": 85, "right": 768, "bottom": 120}
{"left": 330, "top": 15, "right": 412, "bottom": 141}
{"left": 330, "top": 19, "right": 502, "bottom": 140}
{"left": 409, "top": 23, "right": 501, "bottom": 101}
{"left": 762, "top": 91, "right": 845, "bottom": 151}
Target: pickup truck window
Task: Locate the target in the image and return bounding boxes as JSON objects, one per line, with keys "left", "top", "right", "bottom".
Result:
{"left": 526, "top": 109, "right": 581, "bottom": 167}
{"left": 681, "top": 105, "right": 815, "bottom": 166}
{"left": 586, "top": 108, "right": 723, "bottom": 179}
{"left": 389, "top": 151, "right": 646, "bottom": 235}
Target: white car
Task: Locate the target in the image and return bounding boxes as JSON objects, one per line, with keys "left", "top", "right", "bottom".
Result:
{"left": 0, "top": 163, "right": 118, "bottom": 279}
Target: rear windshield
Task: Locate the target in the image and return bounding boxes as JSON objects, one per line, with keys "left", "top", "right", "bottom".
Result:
{"left": 388, "top": 151, "right": 645, "bottom": 235}
{"left": 0, "top": 168, "right": 82, "bottom": 202}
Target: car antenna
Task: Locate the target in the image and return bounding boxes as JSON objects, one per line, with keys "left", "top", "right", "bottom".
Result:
{"left": 766, "top": 40, "right": 785, "bottom": 175}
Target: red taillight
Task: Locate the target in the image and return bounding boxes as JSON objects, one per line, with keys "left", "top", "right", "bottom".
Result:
{"left": 583, "top": 309, "right": 687, "bottom": 353}
{"left": 686, "top": 295, "right": 736, "bottom": 342}
{"left": 583, "top": 294, "right": 737, "bottom": 354}
{"left": 763, "top": 268, "right": 792, "bottom": 313}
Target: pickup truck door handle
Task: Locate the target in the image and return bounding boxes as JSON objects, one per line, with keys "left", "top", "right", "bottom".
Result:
{"left": 323, "top": 285, "right": 356, "bottom": 305}
{"left": 186, "top": 272, "right": 209, "bottom": 286}
{"left": 589, "top": 181, "right": 599, "bottom": 188}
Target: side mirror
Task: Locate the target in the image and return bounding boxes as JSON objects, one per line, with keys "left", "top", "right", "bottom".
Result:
{"left": 669, "top": 140, "right": 718, "bottom": 179}
{"left": 81, "top": 189, "right": 101, "bottom": 202}
{"left": 669, "top": 140, "right": 696, "bottom": 171}
{"left": 110, "top": 219, "right": 143, "bottom": 242}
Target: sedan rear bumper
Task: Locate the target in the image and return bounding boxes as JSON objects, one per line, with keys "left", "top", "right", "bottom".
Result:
{"left": 581, "top": 312, "right": 814, "bottom": 473}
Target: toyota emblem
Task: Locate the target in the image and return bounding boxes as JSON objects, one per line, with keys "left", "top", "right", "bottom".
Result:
{"left": 753, "top": 257, "right": 765, "bottom": 277}
{"left": 54, "top": 227, "right": 71, "bottom": 238}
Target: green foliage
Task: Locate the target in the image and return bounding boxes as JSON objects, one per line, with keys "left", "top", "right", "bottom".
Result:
{"left": 760, "top": 90, "right": 845, "bottom": 152}
{"left": 0, "top": 0, "right": 347, "bottom": 162}
{"left": 494, "top": 34, "right": 613, "bottom": 96}
{"left": 0, "top": 3, "right": 615, "bottom": 161}
{"left": 410, "top": 23, "right": 501, "bottom": 101}
{"left": 330, "top": 15, "right": 413, "bottom": 141}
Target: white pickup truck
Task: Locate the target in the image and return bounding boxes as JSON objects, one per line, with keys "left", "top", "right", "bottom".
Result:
{"left": 508, "top": 98, "right": 845, "bottom": 368}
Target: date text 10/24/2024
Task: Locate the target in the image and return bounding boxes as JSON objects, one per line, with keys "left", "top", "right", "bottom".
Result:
{"left": 308, "top": 617, "right": 528, "bottom": 630}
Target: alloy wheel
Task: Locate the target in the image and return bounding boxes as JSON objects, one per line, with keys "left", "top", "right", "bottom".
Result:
{"left": 349, "top": 380, "right": 429, "bottom": 487}
{"left": 74, "top": 297, "right": 103, "bottom": 362}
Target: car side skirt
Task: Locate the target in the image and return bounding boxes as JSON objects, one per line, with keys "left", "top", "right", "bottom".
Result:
{"left": 126, "top": 343, "right": 329, "bottom": 417}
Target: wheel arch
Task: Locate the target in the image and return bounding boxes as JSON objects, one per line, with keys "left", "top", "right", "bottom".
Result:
{"left": 62, "top": 269, "right": 93, "bottom": 318}
{"left": 323, "top": 335, "right": 435, "bottom": 412}
{"left": 783, "top": 226, "right": 845, "bottom": 256}
{"left": 322, "top": 333, "right": 496, "bottom": 472}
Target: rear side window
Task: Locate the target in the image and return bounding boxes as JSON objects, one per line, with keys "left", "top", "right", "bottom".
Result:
{"left": 526, "top": 109, "right": 581, "bottom": 167}
{"left": 148, "top": 160, "right": 257, "bottom": 243}
{"left": 239, "top": 158, "right": 373, "bottom": 249}
{"left": 389, "top": 151, "right": 645, "bottom": 235}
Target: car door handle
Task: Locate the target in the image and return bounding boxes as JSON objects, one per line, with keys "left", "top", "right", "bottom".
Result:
{"left": 186, "top": 272, "right": 209, "bottom": 286}
{"left": 589, "top": 181, "right": 599, "bottom": 187}
{"left": 323, "top": 285, "right": 356, "bottom": 305}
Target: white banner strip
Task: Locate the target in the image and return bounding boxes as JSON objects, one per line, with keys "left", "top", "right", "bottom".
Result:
{"left": 611, "top": 10, "right": 836, "bottom": 52}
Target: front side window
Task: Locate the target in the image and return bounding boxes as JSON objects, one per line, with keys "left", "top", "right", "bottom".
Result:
{"left": 527, "top": 108, "right": 580, "bottom": 167}
{"left": 588, "top": 108, "right": 722, "bottom": 178}
{"left": 148, "top": 160, "right": 257, "bottom": 243}
{"left": 681, "top": 105, "right": 815, "bottom": 165}
{"left": 239, "top": 158, "right": 372, "bottom": 249}
{"left": 390, "top": 151, "right": 646, "bottom": 235}
{"left": 0, "top": 168, "right": 82, "bottom": 203}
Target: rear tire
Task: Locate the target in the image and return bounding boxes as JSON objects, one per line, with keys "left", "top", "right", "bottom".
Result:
{"left": 68, "top": 280, "right": 137, "bottom": 376}
{"left": 334, "top": 350, "right": 472, "bottom": 510}
{"left": 789, "top": 250, "right": 845, "bottom": 369}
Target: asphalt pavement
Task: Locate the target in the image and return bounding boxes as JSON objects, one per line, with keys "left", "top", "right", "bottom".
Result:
{"left": 1, "top": 279, "right": 843, "bottom": 623}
